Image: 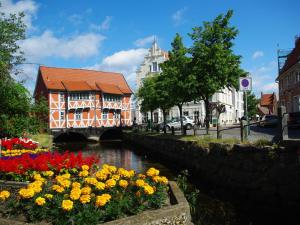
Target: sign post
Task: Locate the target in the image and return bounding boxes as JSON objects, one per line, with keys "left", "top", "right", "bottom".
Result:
{"left": 239, "top": 77, "right": 252, "bottom": 135}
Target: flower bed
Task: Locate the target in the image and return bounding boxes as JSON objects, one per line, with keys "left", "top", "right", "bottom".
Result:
{"left": 0, "top": 151, "right": 99, "bottom": 182}
{"left": 1, "top": 138, "right": 38, "bottom": 150}
{"left": 0, "top": 148, "right": 49, "bottom": 157}
{"left": 0, "top": 165, "right": 170, "bottom": 225}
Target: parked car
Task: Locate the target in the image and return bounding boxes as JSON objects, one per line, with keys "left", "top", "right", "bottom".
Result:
{"left": 165, "top": 116, "right": 195, "bottom": 130}
{"left": 288, "top": 112, "right": 300, "bottom": 128}
{"left": 258, "top": 115, "right": 278, "bottom": 127}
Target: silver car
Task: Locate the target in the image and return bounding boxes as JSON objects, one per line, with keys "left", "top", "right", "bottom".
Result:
{"left": 166, "top": 116, "right": 195, "bottom": 130}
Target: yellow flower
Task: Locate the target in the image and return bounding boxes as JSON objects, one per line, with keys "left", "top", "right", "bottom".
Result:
{"left": 70, "top": 188, "right": 81, "bottom": 200}
{"left": 62, "top": 199, "right": 73, "bottom": 211}
{"left": 33, "top": 174, "right": 42, "bottom": 181}
{"left": 61, "top": 173, "right": 71, "bottom": 179}
{"left": 146, "top": 168, "right": 159, "bottom": 177}
{"left": 128, "top": 170, "right": 135, "bottom": 177}
{"left": 143, "top": 185, "right": 154, "bottom": 195}
{"left": 80, "top": 194, "right": 91, "bottom": 204}
{"left": 52, "top": 185, "right": 65, "bottom": 193}
{"left": 95, "top": 170, "right": 108, "bottom": 181}
{"left": 108, "top": 165, "right": 117, "bottom": 173}
{"left": 28, "top": 181, "right": 43, "bottom": 193}
{"left": 35, "top": 197, "right": 46, "bottom": 206}
{"left": 105, "top": 179, "right": 116, "bottom": 188}
{"left": 79, "top": 170, "right": 89, "bottom": 177}
{"left": 152, "top": 176, "right": 161, "bottom": 183}
{"left": 117, "top": 168, "right": 130, "bottom": 178}
{"left": 95, "top": 194, "right": 111, "bottom": 207}
{"left": 81, "top": 186, "right": 91, "bottom": 195}
{"left": 72, "top": 182, "right": 81, "bottom": 189}
{"left": 59, "top": 179, "right": 71, "bottom": 188}
{"left": 137, "top": 174, "right": 146, "bottom": 179}
{"left": 81, "top": 165, "right": 89, "bottom": 171}
{"left": 119, "top": 180, "right": 128, "bottom": 188}
{"left": 160, "top": 176, "right": 168, "bottom": 185}
{"left": 19, "top": 188, "right": 35, "bottom": 199}
{"left": 102, "top": 193, "right": 111, "bottom": 201}
{"left": 44, "top": 194, "right": 53, "bottom": 199}
{"left": 112, "top": 174, "right": 120, "bottom": 181}
{"left": 135, "top": 179, "right": 145, "bottom": 187}
{"left": 0, "top": 190, "right": 10, "bottom": 201}
{"left": 95, "top": 182, "right": 105, "bottom": 190}
{"left": 84, "top": 177, "right": 98, "bottom": 185}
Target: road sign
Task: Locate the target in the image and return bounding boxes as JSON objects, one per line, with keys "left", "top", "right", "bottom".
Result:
{"left": 239, "top": 77, "right": 252, "bottom": 91}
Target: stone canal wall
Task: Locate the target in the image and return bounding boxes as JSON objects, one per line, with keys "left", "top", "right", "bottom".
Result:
{"left": 123, "top": 132, "right": 300, "bottom": 211}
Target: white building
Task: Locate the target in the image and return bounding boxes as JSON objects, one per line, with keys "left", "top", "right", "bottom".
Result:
{"left": 136, "top": 40, "right": 244, "bottom": 125}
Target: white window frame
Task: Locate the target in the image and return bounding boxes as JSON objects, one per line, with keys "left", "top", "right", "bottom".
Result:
{"left": 60, "top": 111, "right": 65, "bottom": 120}
{"left": 102, "top": 110, "right": 108, "bottom": 120}
{"left": 60, "top": 92, "right": 64, "bottom": 102}
{"left": 75, "top": 110, "right": 82, "bottom": 121}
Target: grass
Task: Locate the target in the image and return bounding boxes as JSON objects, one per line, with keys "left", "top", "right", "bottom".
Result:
{"left": 180, "top": 136, "right": 241, "bottom": 148}
{"left": 29, "top": 133, "right": 53, "bottom": 148}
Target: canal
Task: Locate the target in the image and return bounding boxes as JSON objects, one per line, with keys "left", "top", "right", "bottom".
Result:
{"left": 52, "top": 140, "right": 295, "bottom": 225}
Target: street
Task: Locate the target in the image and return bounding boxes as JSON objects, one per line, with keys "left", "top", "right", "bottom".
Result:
{"left": 179, "top": 124, "right": 300, "bottom": 142}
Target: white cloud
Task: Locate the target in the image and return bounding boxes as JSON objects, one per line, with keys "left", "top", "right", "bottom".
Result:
{"left": 0, "top": 0, "right": 38, "bottom": 29}
{"left": 248, "top": 61, "right": 278, "bottom": 95}
{"left": 20, "top": 30, "right": 105, "bottom": 60}
{"left": 262, "top": 82, "right": 278, "bottom": 92}
{"left": 172, "top": 7, "right": 188, "bottom": 26}
{"left": 87, "top": 48, "right": 148, "bottom": 89}
{"left": 134, "top": 35, "right": 156, "bottom": 47}
{"left": 68, "top": 14, "right": 82, "bottom": 25}
{"left": 90, "top": 16, "right": 112, "bottom": 31}
{"left": 252, "top": 51, "right": 264, "bottom": 59}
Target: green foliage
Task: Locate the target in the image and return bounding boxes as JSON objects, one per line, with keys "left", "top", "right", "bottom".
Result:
{"left": 189, "top": 10, "right": 244, "bottom": 133}
{"left": 137, "top": 75, "right": 159, "bottom": 114}
{"left": 0, "top": 8, "right": 47, "bottom": 137}
{"left": 160, "top": 34, "right": 195, "bottom": 132}
{"left": 253, "top": 138, "right": 273, "bottom": 147}
{"left": 0, "top": 6, "right": 26, "bottom": 80}
{"left": 245, "top": 91, "right": 259, "bottom": 118}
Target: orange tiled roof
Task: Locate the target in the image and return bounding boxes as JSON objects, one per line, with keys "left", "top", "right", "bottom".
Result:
{"left": 62, "top": 81, "right": 93, "bottom": 91}
{"left": 260, "top": 94, "right": 274, "bottom": 106}
{"left": 39, "top": 66, "right": 132, "bottom": 94}
{"left": 96, "top": 82, "right": 123, "bottom": 95}
{"left": 46, "top": 80, "right": 65, "bottom": 90}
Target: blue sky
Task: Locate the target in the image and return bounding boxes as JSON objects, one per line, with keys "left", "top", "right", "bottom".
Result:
{"left": 1, "top": 0, "right": 299, "bottom": 97}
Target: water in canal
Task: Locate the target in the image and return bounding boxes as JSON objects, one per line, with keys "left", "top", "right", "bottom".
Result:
{"left": 52, "top": 141, "right": 175, "bottom": 179}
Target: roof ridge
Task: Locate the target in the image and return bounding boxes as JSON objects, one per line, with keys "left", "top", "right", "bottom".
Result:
{"left": 40, "top": 65, "right": 123, "bottom": 75}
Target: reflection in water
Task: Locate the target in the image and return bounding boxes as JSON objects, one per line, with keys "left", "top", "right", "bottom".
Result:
{"left": 52, "top": 141, "right": 174, "bottom": 179}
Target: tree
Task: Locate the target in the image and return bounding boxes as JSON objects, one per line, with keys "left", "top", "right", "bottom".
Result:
{"left": 155, "top": 74, "right": 174, "bottom": 133}
{"left": 0, "top": 6, "right": 26, "bottom": 80}
{"left": 160, "top": 33, "right": 195, "bottom": 134}
{"left": 137, "top": 76, "right": 159, "bottom": 128}
{"left": 0, "top": 5, "right": 42, "bottom": 137}
{"left": 189, "top": 10, "right": 244, "bottom": 134}
{"left": 32, "top": 95, "right": 49, "bottom": 132}
{"left": 245, "top": 91, "right": 259, "bottom": 119}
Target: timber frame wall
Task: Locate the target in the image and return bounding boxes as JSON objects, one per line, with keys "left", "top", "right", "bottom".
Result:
{"left": 49, "top": 91, "right": 131, "bottom": 129}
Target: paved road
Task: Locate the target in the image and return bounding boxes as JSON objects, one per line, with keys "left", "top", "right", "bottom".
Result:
{"left": 177, "top": 124, "right": 300, "bottom": 142}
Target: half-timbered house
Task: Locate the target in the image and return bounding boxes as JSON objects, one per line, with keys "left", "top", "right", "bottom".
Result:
{"left": 34, "top": 66, "right": 132, "bottom": 130}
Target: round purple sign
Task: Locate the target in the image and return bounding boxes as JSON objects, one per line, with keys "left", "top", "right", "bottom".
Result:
{"left": 241, "top": 79, "right": 249, "bottom": 87}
